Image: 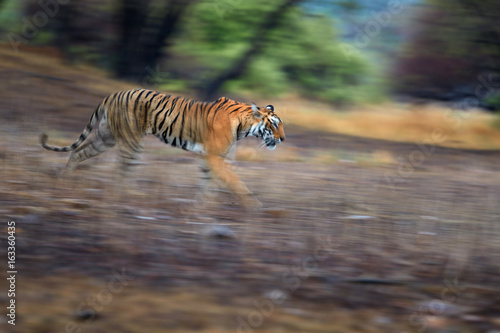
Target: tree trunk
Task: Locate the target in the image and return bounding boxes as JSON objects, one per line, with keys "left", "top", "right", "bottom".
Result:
{"left": 115, "top": 0, "right": 195, "bottom": 82}
{"left": 52, "top": 2, "right": 78, "bottom": 63}
{"left": 115, "top": 0, "right": 151, "bottom": 80}
{"left": 201, "top": 0, "right": 302, "bottom": 100}
{"left": 141, "top": 0, "right": 194, "bottom": 78}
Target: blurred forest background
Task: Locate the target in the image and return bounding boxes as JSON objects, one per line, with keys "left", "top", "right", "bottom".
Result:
{"left": 1, "top": 0, "right": 499, "bottom": 107}
{"left": 1, "top": 1, "right": 500, "bottom": 333}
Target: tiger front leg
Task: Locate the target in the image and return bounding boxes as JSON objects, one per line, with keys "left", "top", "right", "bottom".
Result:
{"left": 193, "top": 159, "right": 217, "bottom": 208}
{"left": 203, "top": 155, "right": 262, "bottom": 210}
{"left": 113, "top": 140, "right": 145, "bottom": 201}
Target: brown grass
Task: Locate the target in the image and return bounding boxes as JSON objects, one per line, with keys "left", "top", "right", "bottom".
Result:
{"left": 270, "top": 98, "right": 500, "bottom": 150}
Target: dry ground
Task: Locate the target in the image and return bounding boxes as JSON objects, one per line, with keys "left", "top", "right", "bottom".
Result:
{"left": 0, "top": 47, "right": 500, "bottom": 333}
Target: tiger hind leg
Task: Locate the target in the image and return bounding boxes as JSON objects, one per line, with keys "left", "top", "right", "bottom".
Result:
{"left": 117, "top": 140, "right": 143, "bottom": 176}
{"left": 61, "top": 118, "right": 116, "bottom": 176}
{"left": 111, "top": 139, "right": 144, "bottom": 205}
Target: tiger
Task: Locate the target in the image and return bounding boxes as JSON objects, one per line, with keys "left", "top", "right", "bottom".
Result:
{"left": 40, "top": 88, "right": 285, "bottom": 208}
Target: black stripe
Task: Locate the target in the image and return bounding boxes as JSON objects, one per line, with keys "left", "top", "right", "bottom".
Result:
{"left": 185, "top": 100, "right": 196, "bottom": 142}
{"left": 75, "top": 131, "right": 87, "bottom": 145}
{"left": 157, "top": 95, "right": 170, "bottom": 110}
{"left": 155, "top": 96, "right": 171, "bottom": 119}
{"left": 119, "top": 90, "right": 135, "bottom": 136}
{"left": 230, "top": 106, "right": 244, "bottom": 114}
{"left": 193, "top": 102, "right": 204, "bottom": 143}
{"left": 120, "top": 91, "right": 131, "bottom": 114}
{"left": 236, "top": 123, "right": 242, "bottom": 138}
{"left": 144, "top": 92, "right": 158, "bottom": 126}
{"left": 166, "top": 104, "right": 175, "bottom": 118}
{"left": 133, "top": 89, "right": 148, "bottom": 130}
{"left": 142, "top": 90, "right": 156, "bottom": 115}
{"left": 170, "top": 97, "right": 180, "bottom": 112}
{"left": 206, "top": 100, "right": 219, "bottom": 119}
{"left": 211, "top": 98, "right": 230, "bottom": 128}
{"left": 171, "top": 137, "right": 177, "bottom": 147}
{"left": 212, "top": 98, "right": 229, "bottom": 128}
{"left": 215, "top": 98, "right": 230, "bottom": 114}
{"left": 143, "top": 90, "right": 155, "bottom": 101}
{"left": 123, "top": 90, "right": 132, "bottom": 112}
{"left": 193, "top": 102, "right": 199, "bottom": 129}
{"left": 119, "top": 90, "right": 130, "bottom": 116}
{"left": 90, "top": 141, "right": 99, "bottom": 152}
{"left": 116, "top": 91, "right": 124, "bottom": 104}
{"left": 178, "top": 102, "right": 188, "bottom": 146}
{"left": 168, "top": 112, "right": 180, "bottom": 137}
{"left": 102, "top": 94, "right": 111, "bottom": 105}
{"left": 111, "top": 92, "right": 120, "bottom": 114}
{"left": 162, "top": 130, "right": 169, "bottom": 144}
{"left": 120, "top": 90, "right": 135, "bottom": 139}
{"left": 132, "top": 89, "right": 147, "bottom": 110}
{"left": 110, "top": 93, "right": 120, "bottom": 129}
{"left": 166, "top": 107, "right": 174, "bottom": 117}
{"left": 153, "top": 110, "right": 163, "bottom": 134}
{"left": 157, "top": 113, "right": 167, "bottom": 132}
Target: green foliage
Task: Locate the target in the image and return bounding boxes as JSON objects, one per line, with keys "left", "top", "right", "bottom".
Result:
{"left": 174, "top": 0, "right": 275, "bottom": 65}
{"left": 269, "top": 12, "right": 370, "bottom": 103}
{"left": 169, "top": 0, "right": 374, "bottom": 104}
{"left": 0, "top": 0, "right": 24, "bottom": 35}
{"left": 227, "top": 57, "right": 288, "bottom": 96}
{"left": 485, "top": 93, "right": 500, "bottom": 112}
{"left": 0, "top": 0, "right": 22, "bottom": 27}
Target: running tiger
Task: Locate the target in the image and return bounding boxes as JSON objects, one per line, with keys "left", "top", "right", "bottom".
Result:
{"left": 40, "top": 88, "right": 285, "bottom": 208}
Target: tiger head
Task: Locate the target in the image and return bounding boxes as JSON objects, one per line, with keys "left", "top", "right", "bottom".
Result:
{"left": 250, "top": 103, "right": 286, "bottom": 150}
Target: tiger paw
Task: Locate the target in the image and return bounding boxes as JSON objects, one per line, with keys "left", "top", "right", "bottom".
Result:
{"left": 241, "top": 194, "right": 263, "bottom": 210}
{"left": 193, "top": 191, "right": 217, "bottom": 209}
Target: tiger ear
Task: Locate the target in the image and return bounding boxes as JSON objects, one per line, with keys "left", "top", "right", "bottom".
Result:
{"left": 266, "top": 105, "right": 274, "bottom": 112}
{"left": 252, "top": 103, "right": 262, "bottom": 118}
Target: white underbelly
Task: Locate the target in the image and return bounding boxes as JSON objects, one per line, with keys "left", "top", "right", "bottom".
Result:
{"left": 189, "top": 142, "right": 205, "bottom": 155}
